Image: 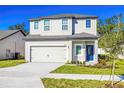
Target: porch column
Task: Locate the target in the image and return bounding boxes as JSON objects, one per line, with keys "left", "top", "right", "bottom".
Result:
{"left": 83, "top": 41, "right": 86, "bottom": 62}
{"left": 68, "top": 40, "right": 73, "bottom": 62}
{"left": 25, "top": 42, "right": 30, "bottom": 62}
{"left": 94, "top": 40, "right": 98, "bottom": 63}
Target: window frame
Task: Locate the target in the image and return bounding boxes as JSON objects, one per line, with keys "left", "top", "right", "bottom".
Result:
{"left": 44, "top": 19, "right": 50, "bottom": 31}
{"left": 34, "top": 21, "right": 39, "bottom": 30}
{"left": 6, "top": 49, "right": 11, "bottom": 57}
{"left": 62, "top": 18, "right": 68, "bottom": 31}
{"left": 86, "top": 19, "right": 91, "bottom": 28}
{"left": 75, "top": 45, "right": 82, "bottom": 56}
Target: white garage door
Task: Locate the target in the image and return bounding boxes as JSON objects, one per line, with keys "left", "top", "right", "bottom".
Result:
{"left": 31, "top": 46, "right": 66, "bottom": 62}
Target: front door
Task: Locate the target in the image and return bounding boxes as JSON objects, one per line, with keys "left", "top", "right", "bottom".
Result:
{"left": 86, "top": 45, "right": 94, "bottom": 61}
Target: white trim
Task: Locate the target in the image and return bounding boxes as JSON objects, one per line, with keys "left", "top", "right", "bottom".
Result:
{"left": 43, "top": 19, "right": 50, "bottom": 31}
{"left": 62, "top": 18, "right": 68, "bottom": 31}
{"left": 86, "top": 44, "right": 95, "bottom": 62}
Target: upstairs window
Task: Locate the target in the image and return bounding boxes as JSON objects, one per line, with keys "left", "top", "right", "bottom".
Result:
{"left": 44, "top": 19, "right": 50, "bottom": 31}
{"left": 34, "top": 21, "right": 39, "bottom": 30}
{"left": 86, "top": 19, "right": 91, "bottom": 28}
{"left": 62, "top": 18, "right": 68, "bottom": 30}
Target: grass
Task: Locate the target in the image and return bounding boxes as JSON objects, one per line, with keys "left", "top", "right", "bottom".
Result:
{"left": 51, "top": 60, "right": 124, "bottom": 75}
{"left": 0, "top": 59, "right": 26, "bottom": 68}
{"left": 42, "top": 78, "right": 124, "bottom": 88}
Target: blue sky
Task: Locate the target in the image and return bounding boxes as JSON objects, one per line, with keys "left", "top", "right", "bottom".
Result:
{"left": 0, "top": 5, "right": 124, "bottom": 31}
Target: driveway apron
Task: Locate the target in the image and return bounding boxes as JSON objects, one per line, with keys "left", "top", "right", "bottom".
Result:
{"left": 0, "top": 62, "right": 63, "bottom": 88}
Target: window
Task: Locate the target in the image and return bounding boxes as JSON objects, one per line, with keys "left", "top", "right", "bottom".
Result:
{"left": 86, "top": 19, "right": 91, "bottom": 28}
{"left": 62, "top": 25, "right": 68, "bottom": 30}
{"left": 76, "top": 45, "right": 81, "bottom": 55}
{"left": 34, "top": 21, "right": 39, "bottom": 30}
{"left": 6, "top": 49, "right": 11, "bottom": 57}
{"left": 62, "top": 18, "right": 68, "bottom": 30}
{"left": 44, "top": 19, "right": 50, "bottom": 31}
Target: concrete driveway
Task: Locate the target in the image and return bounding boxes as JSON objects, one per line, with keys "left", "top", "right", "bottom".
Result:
{"left": 0, "top": 62, "right": 64, "bottom": 88}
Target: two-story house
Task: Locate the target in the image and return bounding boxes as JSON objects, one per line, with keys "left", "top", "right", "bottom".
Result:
{"left": 24, "top": 14, "right": 98, "bottom": 65}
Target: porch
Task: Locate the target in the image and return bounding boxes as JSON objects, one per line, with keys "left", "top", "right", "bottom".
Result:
{"left": 71, "top": 40, "right": 98, "bottom": 65}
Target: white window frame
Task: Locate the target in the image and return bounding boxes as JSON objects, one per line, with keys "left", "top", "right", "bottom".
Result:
{"left": 44, "top": 19, "right": 50, "bottom": 31}
{"left": 86, "top": 19, "right": 91, "bottom": 28}
{"left": 75, "top": 44, "right": 82, "bottom": 56}
{"left": 34, "top": 21, "right": 39, "bottom": 30}
{"left": 62, "top": 18, "right": 68, "bottom": 31}
{"left": 6, "top": 49, "right": 11, "bottom": 57}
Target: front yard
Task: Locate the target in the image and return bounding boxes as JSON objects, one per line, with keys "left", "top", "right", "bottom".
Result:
{"left": 42, "top": 78, "right": 124, "bottom": 88}
{"left": 0, "top": 59, "right": 26, "bottom": 68}
{"left": 51, "top": 60, "right": 124, "bottom": 75}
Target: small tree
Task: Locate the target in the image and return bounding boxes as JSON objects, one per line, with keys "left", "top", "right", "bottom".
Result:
{"left": 99, "top": 14, "right": 124, "bottom": 87}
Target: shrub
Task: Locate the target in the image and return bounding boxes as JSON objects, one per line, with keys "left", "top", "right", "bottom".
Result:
{"left": 83, "top": 61, "right": 86, "bottom": 66}
{"left": 84, "top": 63, "right": 112, "bottom": 68}
{"left": 66, "top": 61, "right": 83, "bottom": 65}
{"left": 66, "top": 60, "right": 70, "bottom": 64}
{"left": 18, "top": 55, "right": 24, "bottom": 59}
{"left": 98, "top": 54, "right": 112, "bottom": 62}
{"left": 94, "top": 63, "right": 111, "bottom": 68}
{"left": 98, "top": 59, "right": 107, "bottom": 65}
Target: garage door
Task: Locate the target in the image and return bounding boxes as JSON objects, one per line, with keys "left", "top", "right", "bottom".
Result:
{"left": 31, "top": 46, "right": 66, "bottom": 62}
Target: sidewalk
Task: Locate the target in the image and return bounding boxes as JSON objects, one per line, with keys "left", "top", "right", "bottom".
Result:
{"left": 43, "top": 73, "right": 124, "bottom": 81}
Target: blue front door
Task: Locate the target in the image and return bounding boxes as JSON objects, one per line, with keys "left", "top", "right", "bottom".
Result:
{"left": 86, "top": 45, "right": 94, "bottom": 61}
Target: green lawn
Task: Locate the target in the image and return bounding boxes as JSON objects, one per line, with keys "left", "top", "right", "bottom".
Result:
{"left": 0, "top": 59, "right": 26, "bottom": 68}
{"left": 51, "top": 60, "right": 124, "bottom": 75}
{"left": 42, "top": 78, "right": 124, "bottom": 88}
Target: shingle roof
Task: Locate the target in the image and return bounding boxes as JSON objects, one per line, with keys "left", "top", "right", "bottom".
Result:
{"left": 29, "top": 14, "right": 98, "bottom": 21}
{"left": 0, "top": 30, "right": 26, "bottom": 40}
{"left": 23, "top": 32, "right": 98, "bottom": 41}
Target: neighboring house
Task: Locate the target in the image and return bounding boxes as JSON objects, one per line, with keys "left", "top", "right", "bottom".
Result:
{"left": 0, "top": 30, "right": 26, "bottom": 59}
{"left": 98, "top": 48, "right": 124, "bottom": 59}
{"left": 24, "top": 14, "right": 98, "bottom": 65}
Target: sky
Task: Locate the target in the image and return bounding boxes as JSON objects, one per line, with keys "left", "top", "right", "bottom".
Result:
{"left": 0, "top": 5, "right": 124, "bottom": 31}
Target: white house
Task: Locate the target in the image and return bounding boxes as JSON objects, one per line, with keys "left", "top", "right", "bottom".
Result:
{"left": 0, "top": 30, "right": 26, "bottom": 59}
{"left": 24, "top": 14, "right": 98, "bottom": 65}
{"left": 98, "top": 48, "right": 124, "bottom": 59}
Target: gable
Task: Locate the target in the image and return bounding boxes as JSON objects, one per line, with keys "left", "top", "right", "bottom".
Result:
{"left": 0, "top": 30, "right": 27, "bottom": 41}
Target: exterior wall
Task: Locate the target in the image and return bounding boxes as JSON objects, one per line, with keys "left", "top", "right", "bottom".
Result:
{"left": 73, "top": 18, "right": 97, "bottom": 35}
{"left": 0, "top": 32, "right": 25, "bottom": 59}
{"left": 25, "top": 40, "right": 72, "bottom": 62}
{"left": 98, "top": 48, "right": 106, "bottom": 54}
{"left": 118, "top": 54, "right": 124, "bottom": 59}
{"left": 30, "top": 18, "right": 72, "bottom": 35}
{"left": 30, "top": 18, "right": 97, "bottom": 36}
{"left": 94, "top": 40, "right": 98, "bottom": 64}
{"left": 25, "top": 39, "right": 98, "bottom": 65}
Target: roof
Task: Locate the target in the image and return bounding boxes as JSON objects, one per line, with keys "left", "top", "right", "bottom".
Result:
{"left": 23, "top": 32, "right": 98, "bottom": 41}
{"left": 0, "top": 30, "right": 27, "bottom": 40}
{"left": 29, "top": 14, "right": 98, "bottom": 21}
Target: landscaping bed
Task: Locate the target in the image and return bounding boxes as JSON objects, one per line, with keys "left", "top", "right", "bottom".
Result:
{"left": 51, "top": 60, "right": 124, "bottom": 75}
{"left": 0, "top": 59, "right": 26, "bottom": 68}
{"left": 42, "top": 78, "right": 124, "bottom": 88}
